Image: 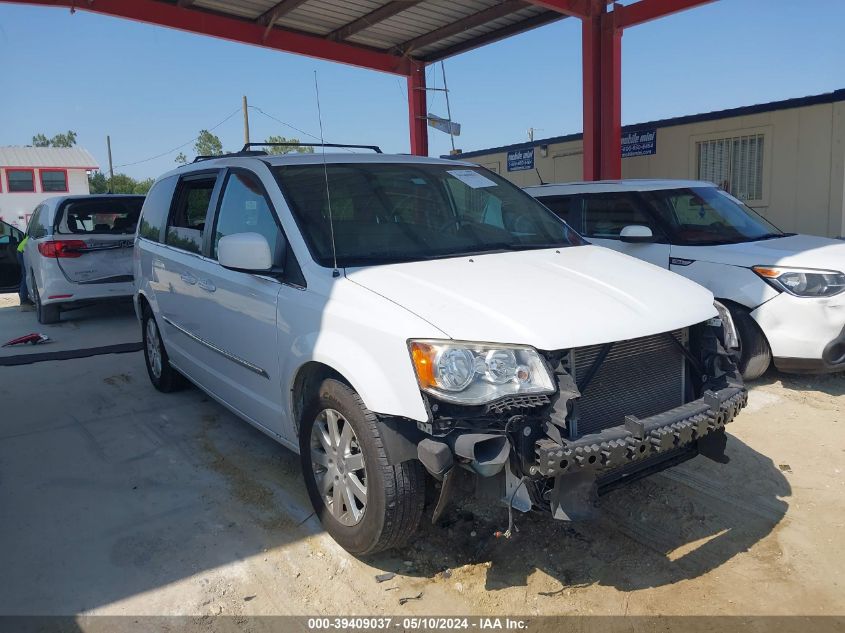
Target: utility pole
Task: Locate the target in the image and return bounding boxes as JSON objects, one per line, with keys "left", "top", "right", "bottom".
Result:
{"left": 106, "top": 135, "right": 114, "bottom": 193}
{"left": 242, "top": 95, "right": 250, "bottom": 146}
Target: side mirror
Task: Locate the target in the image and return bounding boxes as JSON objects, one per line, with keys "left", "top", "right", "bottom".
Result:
{"left": 619, "top": 225, "right": 655, "bottom": 243}
{"left": 218, "top": 233, "right": 273, "bottom": 272}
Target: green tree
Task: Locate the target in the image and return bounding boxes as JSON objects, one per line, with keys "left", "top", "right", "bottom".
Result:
{"left": 88, "top": 172, "right": 109, "bottom": 194}
{"left": 32, "top": 130, "right": 77, "bottom": 147}
{"left": 264, "top": 135, "right": 314, "bottom": 154}
{"left": 134, "top": 178, "right": 155, "bottom": 195}
{"left": 175, "top": 152, "right": 188, "bottom": 164}
{"left": 194, "top": 130, "right": 223, "bottom": 157}
{"left": 50, "top": 131, "right": 77, "bottom": 147}
{"left": 88, "top": 172, "right": 153, "bottom": 195}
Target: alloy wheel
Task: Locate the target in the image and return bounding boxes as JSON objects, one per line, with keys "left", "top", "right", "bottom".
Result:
{"left": 145, "top": 318, "right": 162, "bottom": 380}
{"left": 310, "top": 408, "right": 367, "bottom": 526}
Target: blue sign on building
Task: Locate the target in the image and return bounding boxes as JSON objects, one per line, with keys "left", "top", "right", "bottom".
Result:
{"left": 507, "top": 147, "right": 535, "bottom": 171}
{"left": 621, "top": 129, "right": 657, "bottom": 158}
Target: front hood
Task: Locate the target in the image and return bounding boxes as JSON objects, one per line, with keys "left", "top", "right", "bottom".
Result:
{"left": 675, "top": 234, "right": 845, "bottom": 270}
{"left": 345, "top": 245, "right": 715, "bottom": 350}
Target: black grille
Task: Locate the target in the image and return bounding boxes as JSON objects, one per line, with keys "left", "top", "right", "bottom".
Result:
{"left": 569, "top": 329, "right": 687, "bottom": 437}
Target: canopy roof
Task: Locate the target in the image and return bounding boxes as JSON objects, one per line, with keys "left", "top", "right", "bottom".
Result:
{"left": 194, "top": 0, "right": 565, "bottom": 62}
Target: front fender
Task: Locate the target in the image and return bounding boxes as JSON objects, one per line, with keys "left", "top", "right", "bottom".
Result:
{"left": 295, "top": 329, "right": 430, "bottom": 423}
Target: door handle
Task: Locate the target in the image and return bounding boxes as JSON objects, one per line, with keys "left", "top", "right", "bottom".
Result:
{"left": 198, "top": 279, "right": 216, "bottom": 293}
{"left": 180, "top": 272, "right": 197, "bottom": 285}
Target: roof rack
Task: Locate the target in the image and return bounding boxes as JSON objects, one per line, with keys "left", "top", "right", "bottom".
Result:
{"left": 241, "top": 142, "right": 382, "bottom": 153}
{"left": 191, "top": 150, "right": 268, "bottom": 163}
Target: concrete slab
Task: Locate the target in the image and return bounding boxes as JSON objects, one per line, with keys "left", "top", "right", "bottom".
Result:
{"left": 0, "top": 293, "right": 141, "bottom": 365}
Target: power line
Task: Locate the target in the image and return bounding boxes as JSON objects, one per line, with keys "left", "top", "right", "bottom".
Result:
{"left": 248, "top": 105, "right": 355, "bottom": 152}
{"left": 112, "top": 107, "right": 242, "bottom": 169}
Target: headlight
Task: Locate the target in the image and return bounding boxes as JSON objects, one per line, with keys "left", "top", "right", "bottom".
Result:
{"left": 752, "top": 266, "right": 845, "bottom": 298}
{"left": 408, "top": 340, "right": 556, "bottom": 405}
{"left": 712, "top": 300, "right": 739, "bottom": 349}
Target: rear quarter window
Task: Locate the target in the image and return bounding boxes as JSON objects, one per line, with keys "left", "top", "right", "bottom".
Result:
{"left": 138, "top": 176, "right": 178, "bottom": 243}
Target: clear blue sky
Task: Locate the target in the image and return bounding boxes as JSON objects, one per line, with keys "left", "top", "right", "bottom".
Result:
{"left": 0, "top": 0, "right": 843, "bottom": 180}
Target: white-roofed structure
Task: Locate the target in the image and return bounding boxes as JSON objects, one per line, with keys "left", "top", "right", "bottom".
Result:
{"left": 0, "top": 146, "right": 100, "bottom": 230}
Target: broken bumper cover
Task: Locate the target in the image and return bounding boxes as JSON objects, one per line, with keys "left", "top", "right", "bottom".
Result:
{"left": 533, "top": 386, "right": 747, "bottom": 478}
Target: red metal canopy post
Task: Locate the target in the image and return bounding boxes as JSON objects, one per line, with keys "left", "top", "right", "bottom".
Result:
{"left": 567, "top": 0, "right": 714, "bottom": 180}
{"left": 407, "top": 61, "right": 429, "bottom": 156}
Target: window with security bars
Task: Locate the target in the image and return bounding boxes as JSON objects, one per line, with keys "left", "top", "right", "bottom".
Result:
{"left": 697, "top": 134, "right": 764, "bottom": 201}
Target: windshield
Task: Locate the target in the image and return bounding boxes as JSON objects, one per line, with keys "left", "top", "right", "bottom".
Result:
{"left": 641, "top": 186, "right": 786, "bottom": 245}
{"left": 56, "top": 198, "right": 144, "bottom": 235}
{"left": 274, "top": 163, "right": 584, "bottom": 267}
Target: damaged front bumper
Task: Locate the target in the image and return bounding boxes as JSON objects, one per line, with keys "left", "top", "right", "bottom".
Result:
{"left": 417, "top": 385, "right": 747, "bottom": 522}
{"left": 532, "top": 386, "right": 747, "bottom": 478}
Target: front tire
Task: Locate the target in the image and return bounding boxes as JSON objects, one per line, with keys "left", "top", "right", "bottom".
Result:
{"left": 32, "top": 272, "right": 60, "bottom": 324}
{"left": 729, "top": 304, "right": 771, "bottom": 380}
{"left": 300, "top": 379, "right": 425, "bottom": 555}
{"left": 142, "top": 305, "right": 184, "bottom": 392}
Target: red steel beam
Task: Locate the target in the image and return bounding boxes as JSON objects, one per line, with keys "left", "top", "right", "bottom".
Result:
{"left": 598, "top": 11, "right": 621, "bottom": 179}
{"left": 2, "top": 0, "right": 412, "bottom": 75}
{"left": 581, "top": 10, "right": 601, "bottom": 180}
{"left": 407, "top": 62, "right": 429, "bottom": 156}
{"left": 613, "top": 0, "right": 716, "bottom": 29}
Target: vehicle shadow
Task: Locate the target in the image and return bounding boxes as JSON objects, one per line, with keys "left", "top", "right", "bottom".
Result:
{"left": 369, "top": 434, "right": 790, "bottom": 593}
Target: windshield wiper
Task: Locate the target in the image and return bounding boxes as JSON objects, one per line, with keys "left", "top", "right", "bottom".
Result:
{"left": 755, "top": 232, "right": 794, "bottom": 241}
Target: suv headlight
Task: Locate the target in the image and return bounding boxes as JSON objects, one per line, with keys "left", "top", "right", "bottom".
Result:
{"left": 752, "top": 266, "right": 845, "bottom": 298}
{"left": 408, "top": 340, "right": 556, "bottom": 405}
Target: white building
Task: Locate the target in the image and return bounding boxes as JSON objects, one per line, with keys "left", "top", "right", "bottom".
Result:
{"left": 0, "top": 146, "right": 99, "bottom": 231}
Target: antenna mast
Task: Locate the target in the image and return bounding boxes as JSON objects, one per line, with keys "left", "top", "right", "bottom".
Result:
{"left": 440, "top": 61, "right": 456, "bottom": 153}
{"left": 314, "top": 71, "right": 339, "bottom": 278}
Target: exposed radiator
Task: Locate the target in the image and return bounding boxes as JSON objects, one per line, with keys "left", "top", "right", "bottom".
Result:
{"left": 566, "top": 329, "right": 687, "bottom": 438}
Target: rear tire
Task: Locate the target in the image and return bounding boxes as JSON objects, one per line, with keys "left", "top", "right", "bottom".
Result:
{"left": 32, "top": 273, "right": 60, "bottom": 324}
{"left": 300, "top": 379, "right": 425, "bottom": 555}
{"left": 729, "top": 304, "right": 771, "bottom": 381}
{"left": 142, "top": 305, "right": 184, "bottom": 393}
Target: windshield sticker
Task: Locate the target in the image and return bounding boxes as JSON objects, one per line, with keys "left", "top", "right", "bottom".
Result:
{"left": 411, "top": 177, "right": 427, "bottom": 185}
{"left": 447, "top": 169, "right": 496, "bottom": 189}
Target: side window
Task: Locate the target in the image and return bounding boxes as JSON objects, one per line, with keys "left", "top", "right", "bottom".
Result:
{"left": 582, "top": 193, "right": 656, "bottom": 239}
{"left": 0, "top": 220, "right": 23, "bottom": 246}
{"left": 27, "top": 206, "right": 48, "bottom": 239}
{"left": 138, "top": 176, "right": 178, "bottom": 242}
{"left": 165, "top": 175, "right": 217, "bottom": 254}
{"left": 538, "top": 195, "right": 582, "bottom": 232}
{"left": 212, "top": 171, "right": 283, "bottom": 262}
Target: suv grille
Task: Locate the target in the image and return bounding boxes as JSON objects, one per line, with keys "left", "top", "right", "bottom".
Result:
{"left": 567, "top": 329, "right": 687, "bottom": 438}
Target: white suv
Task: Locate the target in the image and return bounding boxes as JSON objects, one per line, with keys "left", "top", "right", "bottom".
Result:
{"left": 135, "top": 148, "right": 746, "bottom": 555}
{"left": 526, "top": 180, "right": 845, "bottom": 379}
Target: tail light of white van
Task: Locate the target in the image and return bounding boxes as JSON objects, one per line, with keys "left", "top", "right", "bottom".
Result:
{"left": 37, "top": 240, "right": 86, "bottom": 258}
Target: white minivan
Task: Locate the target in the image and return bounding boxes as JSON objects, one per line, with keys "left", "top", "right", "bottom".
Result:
{"left": 135, "top": 149, "right": 746, "bottom": 555}
{"left": 23, "top": 194, "right": 145, "bottom": 323}
{"left": 527, "top": 180, "right": 845, "bottom": 379}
